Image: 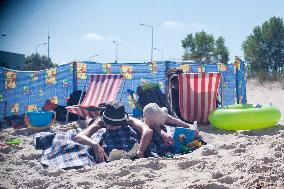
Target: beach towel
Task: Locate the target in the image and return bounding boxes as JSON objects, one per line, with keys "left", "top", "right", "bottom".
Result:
{"left": 36, "top": 126, "right": 199, "bottom": 169}
{"left": 40, "top": 129, "right": 97, "bottom": 169}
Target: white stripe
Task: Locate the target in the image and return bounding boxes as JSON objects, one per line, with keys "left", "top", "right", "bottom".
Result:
{"left": 182, "top": 74, "right": 188, "bottom": 120}
{"left": 197, "top": 74, "right": 202, "bottom": 122}
{"left": 82, "top": 76, "right": 96, "bottom": 106}
{"left": 96, "top": 75, "right": 108, "bottom": 106}
{"left": 203, "top": 74, "right": 209, "bottom": 123}
{"left": 189, "top": 74, "right": 195, "bottom": 121}
{"left": 108, "top": 75, "right": 121, "bottom": 102}
{"left": 105, "top": 75, "right": 118, "bottom": 103}
{"left": 101, "top": 76, "right": 115, "bottom": 103}
{"left": 210, "top": 73, "right": 217, "bottom": 114}
{"left": 103, "top": 112, "right": 127, "bottom": 121}
{"left": 90, "top": 75, "right": 103, "bottom": 106}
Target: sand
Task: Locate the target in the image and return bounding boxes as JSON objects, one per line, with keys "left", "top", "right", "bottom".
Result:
{"left": 0, "top": 79, "right": 283, "bottom": 189}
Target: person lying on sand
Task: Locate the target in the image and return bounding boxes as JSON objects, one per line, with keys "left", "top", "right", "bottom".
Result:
{"left": 74, "top": 102, "right": 153, "bottom": 162}
{"left": 143, "top": 103, "right": 199, "bottom": 146}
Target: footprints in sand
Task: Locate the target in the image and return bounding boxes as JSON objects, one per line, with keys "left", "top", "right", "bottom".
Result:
{"left": 201, "top": 147, "right": 218, "bottom": 156}
{"left": 21, "top": 179, "right": 48, "bottom": 188}
{"left": 113, "top": 168, "right": 131, "bottom": 177}
{"left": 218, "top": 176, "right": 237, "bottom": 184}
{"left": 97, "top": 160, "right": 167, "bottom": 188}
{"left": 144, "top": 160, "right": 166, "bottom": 171}
{"left": 219, "top": 142, "right": 249, "bottom": 156}
{"left": 234, "top": 148, "right": 246, "bottom": 154}
{"left": 20, "top": 153, "right": 41, "bottom": 160}
{"left": 108, "top": 180, "right": 146, "bottom": 188}
{"left": 211, "top": 171, "right": 224, "bottom": 179}
{"left": 76, "top": 181, "right": 93, "bottom": 188}
{"left": 189, "top": 183, "right": 230, "bottom": 189}
{"left": 178, "top": 160, "right": 205, "bottom": 170}
{"left": 270, "top": 143, "right": 284, "bottom": 159}
{"left": 219, "top": 144, "right": 235, "bottom": 150}
{"left": 274, "top": 151, "right": 282, "bottom": 158}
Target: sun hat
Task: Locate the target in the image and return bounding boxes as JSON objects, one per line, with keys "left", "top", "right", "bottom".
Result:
{"left": 143, "top": 103, "right": 168, "bottom": 126}
{"left": 101, "top": 102, "right": 128, "bottom": 126}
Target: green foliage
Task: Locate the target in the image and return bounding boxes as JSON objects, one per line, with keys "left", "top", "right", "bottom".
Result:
{"left": 24, "top": 53, "right": 55, "bottom": 71}
{"left": 255, "top": 71, "right": 284, "bottom": 89}
{"left": 213, "top": 37, "right": 229, "bottom": 64}
{"left": 242, "top": 16, "right": 284, "bottom": 74}
{"left": 181, "top": 31, "right": 229, "bottom": 63}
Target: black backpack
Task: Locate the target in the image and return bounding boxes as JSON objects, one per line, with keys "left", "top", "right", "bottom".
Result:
{"left": 55, "top": 90, "right": 86, "bottom": 122}
{"left": 136, "top": 83, "right": 169, "bottom": 112}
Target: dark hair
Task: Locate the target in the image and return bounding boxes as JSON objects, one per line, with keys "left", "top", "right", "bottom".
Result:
{"left": 166, "top": 67, "right": 183, "bottom": 80}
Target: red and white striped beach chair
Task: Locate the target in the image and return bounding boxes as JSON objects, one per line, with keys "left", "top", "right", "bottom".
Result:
{"left": 66, "top": 74, "right": 126, "bottom": 119}
{"left": 169, "top": 73, "right": 221, "bottom": 123}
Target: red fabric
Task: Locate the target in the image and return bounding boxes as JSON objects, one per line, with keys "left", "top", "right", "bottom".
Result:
{"left": 178, "top": 73, "right": 221, "bottom": 123}
{"left": 80, "top": 74, "right": 124, "bottom": 108}
{"left": 65, "top": 106, "right": 100, "bottom": 118}
{"left": 66, "top": 74, "right": 124, "bottom": 118}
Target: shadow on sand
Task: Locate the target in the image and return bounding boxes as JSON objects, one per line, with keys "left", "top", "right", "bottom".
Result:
{"left": 198, "top": 123, "right": 284, "bottom": 137}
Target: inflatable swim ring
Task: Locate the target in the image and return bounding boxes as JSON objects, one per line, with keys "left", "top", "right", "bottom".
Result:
{"left": 208, "top": 104, "right": 281, "bottom": 130}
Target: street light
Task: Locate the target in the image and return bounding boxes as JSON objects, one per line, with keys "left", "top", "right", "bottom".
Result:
{"left": 154, "top": 47, "right": 164, "bottom": 61}
{"left": 35, "top": 42, "right": 47, "bottom": 54}
{"left": 113, "top": 40, "right": 122, "bottom": 63}
{"left": 89, "top": 54, "right": 99, "bottom": 62}
{"left": 140, "top": 23, "right": 154, "bottom": 63}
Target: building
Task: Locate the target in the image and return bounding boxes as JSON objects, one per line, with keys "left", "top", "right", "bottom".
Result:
{"left": 0, "top": 51, "right": 25, "bottom": 70}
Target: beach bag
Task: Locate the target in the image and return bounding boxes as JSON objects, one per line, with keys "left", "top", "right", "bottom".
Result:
{"left": 24, "top": 110, "right": 56, "bottom": 131}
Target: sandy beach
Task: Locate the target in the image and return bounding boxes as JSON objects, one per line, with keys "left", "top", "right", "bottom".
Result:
{"left": 0, "top": 78, "right": 283, "bottom": 189}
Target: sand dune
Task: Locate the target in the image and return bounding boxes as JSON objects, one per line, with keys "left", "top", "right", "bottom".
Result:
{"left": 0, "top": 79, "right": 283, "bottom": 189}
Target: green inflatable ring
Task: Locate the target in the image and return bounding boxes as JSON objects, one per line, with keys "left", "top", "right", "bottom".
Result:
{"left": 208, "top": 104, "right": 281, "bottom": 130}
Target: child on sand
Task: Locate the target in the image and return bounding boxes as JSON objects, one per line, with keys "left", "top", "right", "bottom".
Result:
{"left": 143, "top": 103, "right": 198, "bottom": 147}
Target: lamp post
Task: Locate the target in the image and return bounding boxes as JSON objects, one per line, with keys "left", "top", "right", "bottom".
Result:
{"left": 154, "top": 47, "right": 164, "bottom": 61}
{"left": 35, "top": 42, "right": 47, "bottom": 54}
{"left": 89, "top": 54, "right": 99, "bottom": 63}
{"left": 113, "top": 41, "right": 122, "bottom": 63}
{"left": 140, "top": 23, "right": 154, "bottom": 63}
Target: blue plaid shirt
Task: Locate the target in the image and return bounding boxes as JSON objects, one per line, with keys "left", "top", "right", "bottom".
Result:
{"left": 101, "top": 125, "right": 173, "bottom": 157}
{"left": 101, "top": 126, "right": 139, "bottom": 156}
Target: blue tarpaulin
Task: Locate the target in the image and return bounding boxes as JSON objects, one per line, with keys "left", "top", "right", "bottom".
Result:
{"left": 0, "top": 60, "right": 247, "bottom": 119}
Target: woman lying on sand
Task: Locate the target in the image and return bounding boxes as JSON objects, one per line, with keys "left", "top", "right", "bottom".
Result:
{"left": 74, "top": 102, "right": 155, "bottom": 162}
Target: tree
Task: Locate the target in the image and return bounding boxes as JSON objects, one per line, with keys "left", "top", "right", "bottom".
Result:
{"left": 181, "top": 31, "right": 229, "bottom": 63}
{"left": 24, "top": 53, "right": 55, "bottom": 71}
{"left": 213, "top": 37, "right": 229, "bottom": 64}
{"left": 242, "top": 16, "right": 284, "bottom": 74}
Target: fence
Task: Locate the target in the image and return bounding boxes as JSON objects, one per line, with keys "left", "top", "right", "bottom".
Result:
{"left": 0, "top": 59, "right": 247, "bottom": 119}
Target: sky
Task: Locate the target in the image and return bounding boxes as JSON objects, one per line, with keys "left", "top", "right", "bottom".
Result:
{"left": 0, "top": 0, "right": 283, "bottom": 64}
